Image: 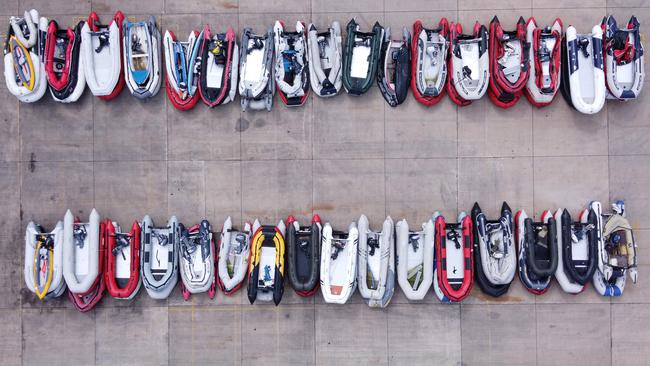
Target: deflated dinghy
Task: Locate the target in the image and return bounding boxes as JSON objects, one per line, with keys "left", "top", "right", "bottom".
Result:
{"left": 515, "top": 210, "right": 558, "bottom": 294}
{"left": 357, "top": 215, "right": 395, "bottom": 308}
{"left": 411, "top": 18, "right": 450, "bottom": 107}
{"left": 141, "top": 215, "right": 179, "bottom": 299}
{"left": 163, "top": 29, "right": 200, "bottom": 110}
{"left": 24, "top": 220, "right": 66, "bottom": 300}
{"left": 4, "top": 9, "right": 48, "bottom": 103}
{"left": 307, "top": 22, "right": 342, "bottom": 97}
{"left": 592, "top": 201, "right": 638, "bottom": 296}
{"left": 320, "top": 222, "right": 358, "bottom": 304}
{"left": 471, "top": 202, "right": 516, "bottom": 298}
{"left": 217, "top": 217, "right": 254, "bottom": 295}
{"left": 553, "top": 206, "right": 597, "bottom": 294}
{"left": 342, "top": 19, "right": 383, "bottom": 95}
{"left": 247, "top": 221, "right": 286, "bottom": 305}
{"left": 274, "top": 21, "right": 310, "bottom": 106}
{"left": 525, "top": 17, "right": 562, "bottom": 107}
{"left": 81, "top": 11, "right": 125, "bottom": 100}
{"left": 377, "top": 27, "right": 411, "bottom": 107}
{"left": 198, "top": 25, "right": 239, "bottom": 107}
{"left": 104, "top": 219, "right": 141, "bottom": 300}
{"left": 64, "top": 209, "right": 105, "bottom": 311}
{"left": 602, "top": 16, "right": 644, "bottom": 100}
{"left": 561, "top": 24, "right": 606, "bottom": 114}
{"left": 488, "top": 16, "right": 530, "bottom": 108}
{"left": 286, "top": 215, "right": 321, "bottom": 297}
{"left": 434, "top": 212, "right": 473, "bottom": 302}
{"left": 123, "top": 16, "right": 161, "bottom": 99}
{"left": 45, "top": 20, "right": 86, "bottom": 103}
{"left": 447, "top": 22, "right": 489, "bottom": 106}
{"left": 395, "top": 218, "right": 434, "bottom": 301}
{"left": 179, "top": 220, "right": 216, "bottom": 300}
{"left": 239, "top": 27, "right": 274, "bottom": 111}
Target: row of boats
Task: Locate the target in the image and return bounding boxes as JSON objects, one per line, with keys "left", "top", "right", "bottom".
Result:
{"left": 5, "top": 10, "right": 644, "bottom": 113}
{"left": 24, "top": 200, "right": 638, "bottom": 311}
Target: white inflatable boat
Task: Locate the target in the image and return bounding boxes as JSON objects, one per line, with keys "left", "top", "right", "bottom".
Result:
{"left": 357, "top": 215, "right": 395, "bottom": 308}
{"left": 274, "top": 21, "right": 310, "bottom": 106}
{"left": 561, "top": 25, "right": 606, "bottom": 114}
{"left": 448, "top": 21, "right": 489, "bottom": 106}
{"left": 81, "top": 11, "right": 124, "bottom": 100}
{"left": 179, "top": 220, "right": 216, "bottom": 300}
{"left": 320, "top": 222, "right": 358, "bottom": 304}
{"left": 602, "top": 16, "right": 644, "bottom": 101}
{"left": 141, "top": 215, "right": 179, "bottom": 299}
{"left": 217, "top": 217, "right": 255, "bottom": 295}
{"left": 525, "top": 17, "right": 562, "bottom": 107}
{"left": 63, "top": 209, "right": 100, "bottom": 294}
{"left": 123, "top": 16, "right": 161, "bottom": 99}
{"left": 239, "top": 27, "right": 274, "bottom": 111}
{"left": 163, "top": 29, "right": 200, "bottom": 110}
{"left": 24, "top": 220, "right": 66, "bottom": 299}
{"left": 592, "top": 201, "right": 638, "bottom": 297}
{"left": 4, "top": 9, "right": 48, "bottom": 103}
{"left": 307, "top": 22, "right": 342, "bottom": 97}
{"left": 395, "top": 218, "right": 434, "bottom": 301}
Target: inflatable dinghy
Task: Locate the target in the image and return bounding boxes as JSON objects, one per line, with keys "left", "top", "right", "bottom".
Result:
{"left": 488, "top": 16, "right": 530, "bottom": 108}
{"left": 63, "top": 209, "right": 100, "bottom": 294}
{"left": 525, "top": 17, "right": 562, "bottom": 107}
{"left": 4, "top": 9, "right": 48, "bottom": 103}
{"left": 447, "top": 22, "right": 489, "bottom": 106}
{"left": 602, "top": 16, "right": 644, "bottom": 101}
{"left": 515, "top": 210, "right": 558, "bottom": 294}
{"left": 307, "top": 22, "right": 342, "bottom": 97}
{"left": 163, "top": 29, "right": 200, "bottom": 110}
{"left": 286, "top": 215, "right": 321, "bottom": 297}
{"left": 357, "top": 215, "right": 395, "bottom": 308}
{"left": 123, "top": 16, "right": 161, "bottom": 99}
{"left": 104, "top": 219, "right": 141, "bottom": 300}
{"left": 552, "top": 207, "right": 597, "bottom": 294}
{"left": 471, "top": 202, "right": 516, "bottom": 298}
{"left": 141, "top": 215, "right": 179, "bottom": 299}
{"left": 64, "top": 209, "right": 105, "bottom": 311}
{"left": 179, "top": 220, "right": 216, "bottom": 300}
{"left": 342, "top": 19, "right": 383, "bottom": 95}
{"left": 377, "top": 27, "right": 411, "bottom": 107}
{"left": 217, "top": 217, "right": 254, "bottom": 295}
{"left": 239, "top": 27, "right": 274, "bottom": 111}
{"left": 320, "top": 222, "right": 358, "bottom": 304}
{"left": 433, "top": 212, "right": 473, "bottom": 302}
{"left": 560, "top": 24, "right": 606, "bottom": 114}
{"left": 198, "top": 25, "right": 239, "bottom": 107}
{"left": 247, "top": 221, "right": 286, "bottom": 305}
{"left": 81, "top": 11, "right": 125, "bottom": 100}
{"left": 24, "top": 220, "right": 66, "bottom": 299}
{"left": 395, "top": 218, "right": 434, "bottom": 301}
{"left": 274, "top": 21, "right": 310, "bottom": 106}
{"left": 411, "top": 18, "right": 450, "bottom": 107}
{"left": 45, "top": 20, "right": 86, "bottom": 103}
{"left": 592, "top": 201, "right": 638, "bottom": 296}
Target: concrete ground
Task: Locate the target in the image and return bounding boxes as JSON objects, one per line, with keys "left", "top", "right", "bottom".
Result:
{"left": 1, "top": 0, "right": 649, "bottom": 365}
